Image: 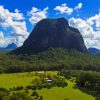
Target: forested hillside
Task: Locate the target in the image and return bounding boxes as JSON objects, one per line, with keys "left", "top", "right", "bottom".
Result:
{"left": 0, "top": 48, "right": 100, "bottom": 73}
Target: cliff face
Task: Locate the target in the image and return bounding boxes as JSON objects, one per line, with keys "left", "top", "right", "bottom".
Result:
{"left": 11, "top": 18, "right": 87, "bottom": 54}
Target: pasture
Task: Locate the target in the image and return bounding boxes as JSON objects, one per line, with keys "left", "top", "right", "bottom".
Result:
{"left": 0, "top": 71, "right": 95, "bottom": 100}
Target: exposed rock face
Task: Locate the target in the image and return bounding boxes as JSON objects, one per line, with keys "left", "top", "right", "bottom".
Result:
{"left": 11, "top": 18, "right": 87, "bottom": 54}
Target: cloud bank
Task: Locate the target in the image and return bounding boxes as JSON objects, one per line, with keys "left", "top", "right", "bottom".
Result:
{"left": 54, "top": 3, "right": 83, "bottom": 15}
{"left": 28, "top": 7, "right": 48, "bottom": 24}
{"left": 69, "top": 13, "right": 100, "bottom": 49}
{"left": 0, "top": 5, "right": 29, "bottom": 47}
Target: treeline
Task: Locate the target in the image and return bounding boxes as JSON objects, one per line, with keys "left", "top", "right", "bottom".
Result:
{"left": 0, "top": 48, "right": 100, "bottom": 73}
{"left": 60, "top": 70, "right": 100, "bottom": 100}
{"left": 0, "top": 88, "right": 42, "bottom": 100}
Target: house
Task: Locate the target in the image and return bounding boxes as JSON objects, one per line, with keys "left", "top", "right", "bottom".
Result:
{"left": 37, "top": 71, "right": 45, "bottom": 77}
{"left": 47, "top": 79, "right": 52, "bottom": 83}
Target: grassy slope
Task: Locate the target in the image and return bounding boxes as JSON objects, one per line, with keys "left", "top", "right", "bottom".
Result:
{"left": 37, "top": 80, "right": 95, "bottom": 100}
{"left": 0, "top": 72, "right": 38, "bottom": 88}
{"left": 0, "top": 72, "right": 95, "bottom": 100}
{"left": 0, "top": 71, "right": 57, "bottom": 88}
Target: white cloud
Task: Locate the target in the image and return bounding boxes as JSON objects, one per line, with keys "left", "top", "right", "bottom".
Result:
{"left": 54, "top": 3, "right": 83, "bottom": 15}
{"left": 0, "top": 31, "right": 4, "bottom": 39}
{"left": 87, "top": 13, "right": 100, "bottom": 30}
{"left": 0, "top": 6, "right": 24, "bottom": 27}
{"left": 0, "top": 31, "right": 10, "bottom": 47}
{"left": 54, "top": 4, "right": 73, "bottom": 15}
{"left": 0, "top": 5, "right": 29, "bottom": 47}
{"left": 69, "top": 13, "right": 100, "bottom": 49}
{"left": 74, "top": 3, "right": 83, "bottom": 10}
{"left": 28, "top": 7, "right": 48, "bottom": 24}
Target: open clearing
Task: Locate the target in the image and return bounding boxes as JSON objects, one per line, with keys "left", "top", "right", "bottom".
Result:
{"left": 0, "top": 71, "right": 95, "bottom": 100}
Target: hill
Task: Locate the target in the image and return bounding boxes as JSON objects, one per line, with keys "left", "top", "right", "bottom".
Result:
{"left": 88, "top": 47, "right": 100, "bottom": 54}
{"left": 0, "top": 48, "right": 100, "bottom": 73}
{"left": 10, "top": 18, "right": 87, "bottom": 55}
{"left": 0, "top": 43, "right": 17, "bottom": 51}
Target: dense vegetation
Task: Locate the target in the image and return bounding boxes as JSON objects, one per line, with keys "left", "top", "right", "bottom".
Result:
{"left": 0, "top": 88, "right": 42, "bottom": 100}
{"left": 60, "top": 70, "right": 100, "bottom": 100}
{"left": 0, "top": 48, "right": 100, "bottom": 73}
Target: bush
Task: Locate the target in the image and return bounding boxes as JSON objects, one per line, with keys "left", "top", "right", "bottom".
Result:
{"left": 7, "top": 91, "right": 33, "bottom": 100}
{"left": 31, "top": 91, "right": 39, "bottom": 97}
{"left": 12, "top": 86, "right": 23, "bottom": 91}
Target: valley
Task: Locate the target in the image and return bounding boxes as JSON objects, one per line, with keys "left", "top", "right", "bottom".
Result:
{"left": 0, "top": 71, "right": 96, "bottom": 100}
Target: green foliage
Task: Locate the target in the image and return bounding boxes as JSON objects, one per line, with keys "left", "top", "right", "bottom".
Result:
{"left": 0, "top": 48, "right": 100, "bottom": 73}
{"left": 0, "top": 71, "right": 95, "bottom": 100}
{"left": 26, "top": 73, "right": 68, "bottom": 90}
{"left": 6, "top": 91, "right": 33, "bottom": 100}
{"left": 60, "top": 70, "right": 100, "bottom": 100}
{"left": 0, "top": 88, "right": 40, "bottom": 100}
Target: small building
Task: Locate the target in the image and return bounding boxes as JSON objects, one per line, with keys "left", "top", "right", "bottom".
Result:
{"left": 47, "top": 79, "right": 52, "bottom": 83}
{"left": 37, "top": 71, "right": 45, "bottom": 77}
{"left": 37, "top": 71, "right": 44, "bottom": 74}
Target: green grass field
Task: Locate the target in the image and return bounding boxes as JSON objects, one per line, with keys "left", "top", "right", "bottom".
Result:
{"left": 37, "top": 81, "right": 95, "bottom": 100}
{"left": 0, "top": 71, "right": 95, "bottom": 100}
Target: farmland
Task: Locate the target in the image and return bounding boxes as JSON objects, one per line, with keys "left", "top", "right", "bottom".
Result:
{"left": 0, "top": 71, "right": 95, "bottom": 100}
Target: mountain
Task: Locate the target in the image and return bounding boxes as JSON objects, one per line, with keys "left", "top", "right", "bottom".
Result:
{"left": 10, "top": 18, "right": 87, "bottom": 55}
{"left": 88, "top": 48, "right": 100, "bottom": 54}
{"left": 0, "top": 43, "right": 17, "bottom": 51}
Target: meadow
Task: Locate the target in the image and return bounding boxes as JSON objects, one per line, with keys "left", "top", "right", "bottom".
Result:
{"left": 0, "top": 71, "right": 95, "bottom": 100}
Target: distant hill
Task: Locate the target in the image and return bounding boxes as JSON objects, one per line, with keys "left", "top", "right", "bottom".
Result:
{"left": 88, "top": 47, "right": 100, "bottom": 54}
{"left": 0, "top": 43, "right": 17, "bottom": 51}
{"left": 10, "top": 18, "right": 87, "bottom": 55}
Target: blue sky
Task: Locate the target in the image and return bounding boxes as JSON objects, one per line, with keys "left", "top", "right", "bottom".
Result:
{"left": 0, "top": 0, "right": 100, "bottom": 48}
{"left": 1, "top": 0, "right": 99, "bottom": 19}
